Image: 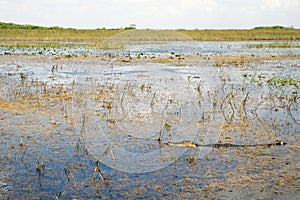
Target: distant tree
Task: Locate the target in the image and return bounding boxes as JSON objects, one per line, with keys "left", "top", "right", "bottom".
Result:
{"left": 0, "top": 21, "right": 65, "bottom": 30}
{"left": 124, "top": 24, "right": 136, "bottom": 30}
{"left": 49, "top": 26, "right": 64, "bottom": 30}
{"left": 253, "top": 25, "right": 294, "bottom": 30}
{"left": 130, "top": 24, "right": 136, "bottom": 28}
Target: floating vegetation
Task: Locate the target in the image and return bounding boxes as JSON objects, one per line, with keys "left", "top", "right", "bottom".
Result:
{"left": 246, "top": 43, "right": 300, "bottom": 48}
{"left": 0, "top": 41, "right": 125, "bottom": 50}
{"left": 267, "top": 75, "right": 300, "bottom": 88}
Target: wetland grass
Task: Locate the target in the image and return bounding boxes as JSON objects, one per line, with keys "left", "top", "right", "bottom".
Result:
{"left": 0, "top": 29, "right": 123, "bottom": 42}
{"left": 0, "top": 42, "right": 124, "bottom": 49}
{"left": 246, "top": 43, "right": 300, "bottom": 48}
{"left": 1, "top": 23, "right": 299, "bottom": 198}
{"left": 0, "top": 29, "right": 125, "bottom": 49}
{"left": 177, "top": 29, "right": 300, "bottom": 41}
{"left": 178, "top": 29, "right": 300, "bottom": 41}
{"left": 1, "top": 28, "right": 300, "bottom": 50}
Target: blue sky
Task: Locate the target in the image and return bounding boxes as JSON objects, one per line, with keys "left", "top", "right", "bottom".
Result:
{"left": 1, "top": 0, "right": 299, "bottom": 29}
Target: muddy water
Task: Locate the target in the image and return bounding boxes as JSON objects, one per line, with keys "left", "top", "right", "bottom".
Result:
{"left": 0, "top": 42, "right": 299, "bottom": 199}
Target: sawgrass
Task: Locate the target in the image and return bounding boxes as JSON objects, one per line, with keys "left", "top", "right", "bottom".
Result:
{"left": 1, "top": 29, "right": 299, "bottom": 43}
{"left": 0, "top": 29, "right": 124, "bottom": 42}
{"left": 177, "top": 29, "right": 300, "bottom": 41}
{"left": 1, "top": 28, "right": 299, "bottom": 49}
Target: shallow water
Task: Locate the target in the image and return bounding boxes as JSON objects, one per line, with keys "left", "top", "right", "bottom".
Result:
{"left": 1, "top": 41, "right": 300, "bottom": 57}
{"left": 0, "top": 42, "right": 299, "bottom": 199}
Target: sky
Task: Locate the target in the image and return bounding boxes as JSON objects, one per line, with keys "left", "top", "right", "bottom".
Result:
{"left": 0, "top": 0, "right": 299, "bottom": 29}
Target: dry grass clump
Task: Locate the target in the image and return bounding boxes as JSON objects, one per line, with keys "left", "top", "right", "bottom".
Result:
{"left": 211, "top": 54, "right": 300, "bottom": 67}
{"left": 0, "top": 97, "right": 29, "bottom": 114}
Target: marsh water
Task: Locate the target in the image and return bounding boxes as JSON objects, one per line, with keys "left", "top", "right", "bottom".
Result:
{"left": 0, "top": 42, "right": 299, "bottom": 199}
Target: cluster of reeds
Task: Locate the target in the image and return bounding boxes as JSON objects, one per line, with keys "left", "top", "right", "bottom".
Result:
{"left": 213, "top": 66, "right": 299, "bottom": 143}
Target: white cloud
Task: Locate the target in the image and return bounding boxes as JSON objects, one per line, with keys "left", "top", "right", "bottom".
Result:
{"left": 262, "top": 0, "right": 299, "bottom": 10}
{"left": 0, "top": 0, "right": 299, "bottom": 29}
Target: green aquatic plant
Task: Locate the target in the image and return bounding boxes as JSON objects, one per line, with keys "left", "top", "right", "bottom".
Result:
{"left": 250, "top": 73, "right": 267, "bottom": 86}
{"left": 267, "top": 75, "right": 300, "bottom": 88}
